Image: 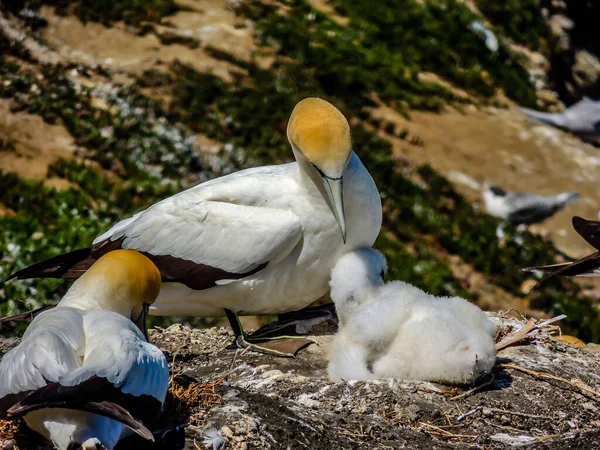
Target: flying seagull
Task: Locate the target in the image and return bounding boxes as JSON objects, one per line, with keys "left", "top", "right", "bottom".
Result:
{"left": 523, "top": 216, "right": 600, "bottom": 277}
{"left": 6, "top": 98, "right": 382, "bottom": 357}
{"left": 0, "top": 250, "right": 169, "bottom": 450}
{"left": 482, "top": 184, "right": 579, "bottom": 225}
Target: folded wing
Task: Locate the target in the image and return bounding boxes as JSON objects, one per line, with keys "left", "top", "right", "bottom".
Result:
{"left": 0, "top": 310, "right": 168, "bottom": 437}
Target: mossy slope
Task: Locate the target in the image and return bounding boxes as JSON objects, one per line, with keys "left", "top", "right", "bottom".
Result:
{"left": 0, "top": 0, "right": 598, "bottom": 341}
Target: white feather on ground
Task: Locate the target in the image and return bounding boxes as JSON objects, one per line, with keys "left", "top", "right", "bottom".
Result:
{"left": 328, "top": 248, "right": 496, "bottom": 384}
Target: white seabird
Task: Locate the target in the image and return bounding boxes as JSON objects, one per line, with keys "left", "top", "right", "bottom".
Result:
{"left": 0, "top": 250, "right": 169, "bottom": 450}
{"left": 328, "top": 248, "right": 497, "bottom": 384}
{"left": 482, "top": 184, "right": 579, "bottom": 225}
{"left": 519, "top": 97, "right": 600, "bottom": 145}
{"left": 469, "top": 20, "right": 499, "bottom": 53}
{"left": 524, "top": 216, "right": 600, "bottom": 277}
{"left": 8, "top": 97, "right": 382, "bottom": 356}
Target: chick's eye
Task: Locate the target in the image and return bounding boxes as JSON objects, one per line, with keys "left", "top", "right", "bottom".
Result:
{"left": 379, "top": 270, "right": 385, "bottom": 280}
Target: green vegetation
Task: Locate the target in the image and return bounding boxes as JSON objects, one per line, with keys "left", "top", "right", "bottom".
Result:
{"left": 242, "top": 0, "right": 537, "bottom": 109}
{"left": 0, "top": 172, "right": 109, "bottom": 319}
{"left": 50, "top": 0, "right": 178, "bottom": 26}
{"left": 140, "top": 49, "right": 599, "bottom": 339}
{"left": 4, "top": 0, "right": 178, "bottom": 27}
{"left": 0, "top": 0, "right": 598, "bottom": 341}
{"left": 330, "top": 0, "right": 537, "bottom": 105}
{"left": 476, "top": 0, "right": 556, "bottom": 54}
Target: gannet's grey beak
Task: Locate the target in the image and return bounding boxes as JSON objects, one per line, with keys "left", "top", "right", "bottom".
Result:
{"left": 322, "top": 175, "right": 346, "bottom": 243}
{"left": 133, "top": 303, "right": 150, "bottom": 340}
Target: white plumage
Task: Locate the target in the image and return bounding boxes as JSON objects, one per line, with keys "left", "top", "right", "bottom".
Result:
{"left": 0, "top": 251, "right": 169, "bottom": 450}
{"left": 519, "top": 97, "right": 600, "bottom": 143}
{"left": 328, "top": 248, "right": 497, "bottom": 384}
{"left": 482, "top": 184, "right": 579, "bottom": 226}
{"left": 11, "top": 98, "right": 382, "bottom": 323}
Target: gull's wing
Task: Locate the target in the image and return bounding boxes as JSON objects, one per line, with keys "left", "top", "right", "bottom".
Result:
{"left": 518, "top": 107, "right": 566, "bottom": 128}
{"left": 572, "top": 216, "right": 600, "bottom": 251}
{"left": 91, "top": 193, "right": 303, "bottom": 289}
{"left": 562, "top": 98, "right": 600, "bottom": 132}
{"left": 504, "top": 193, "right": 559, "bottom": 224}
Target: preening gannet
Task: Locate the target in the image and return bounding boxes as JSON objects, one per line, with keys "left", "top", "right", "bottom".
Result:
{"left": 524, "top": 216, "right": 600, "bottom": 277}
{"left": 7, "top": 98, "right": 382, "bottom": 356}
{"left": 483, "top": 184, "right": 579, "bottom": 226}
{"left": 0, "top": 250, "right": 169, "bottom": 450}
{"left": 328, "top": 248, "right": 497, "bottom": 384}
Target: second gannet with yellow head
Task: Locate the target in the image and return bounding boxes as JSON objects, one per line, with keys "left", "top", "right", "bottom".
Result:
{"left": 8, "top": 98, "right": 382, "bottom": 356}
{"left": 0, "top": 250, "right": 169, "bottom": 450}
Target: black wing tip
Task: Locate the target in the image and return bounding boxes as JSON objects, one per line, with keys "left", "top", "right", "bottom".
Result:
{"left": 5, "top": 268, "right": 31, "bottom": 282}
{"left": 5, "top": 248, "right": 92, "bottom": 281}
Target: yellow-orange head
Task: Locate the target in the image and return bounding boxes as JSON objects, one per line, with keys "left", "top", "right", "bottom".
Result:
{"left": 287, "top": 98, "right": 352, "bottom": 179}
{"left": 59, "top": 250, "right": 161, "bottom": 319}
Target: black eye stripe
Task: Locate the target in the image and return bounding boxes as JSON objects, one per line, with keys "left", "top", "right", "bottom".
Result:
{"left": 310, "top": 163, "right": 342, "bottom": 180}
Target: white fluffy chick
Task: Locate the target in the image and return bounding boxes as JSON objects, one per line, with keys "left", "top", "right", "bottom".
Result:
{"left": 328, "top": 248, "right": 496, "bottom": 384}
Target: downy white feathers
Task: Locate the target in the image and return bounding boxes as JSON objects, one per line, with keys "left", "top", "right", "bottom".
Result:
{"left": 328, "top": 248, "right": 497, "bottom": 384}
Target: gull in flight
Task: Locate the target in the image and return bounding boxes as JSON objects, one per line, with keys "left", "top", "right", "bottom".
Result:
{"left": 328, "top": 248, "right": 496, "bottom": 384}
{"left": 482, "top": 184, "right": 579, "bottom": 226}
{"left": 0, "top": 250, "right": 169, "bottom": 450}
{"left": 7, "top": 98, "right": 382, "bottom": 357}
{"left": 523, "top": 216, "right": 600, "bottom": 277}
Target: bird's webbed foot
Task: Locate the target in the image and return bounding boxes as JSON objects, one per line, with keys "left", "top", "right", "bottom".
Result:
{"left": 224, "top": 309, "right": 319, "bottom": 358}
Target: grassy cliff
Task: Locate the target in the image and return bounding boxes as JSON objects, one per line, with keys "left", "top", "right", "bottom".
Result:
{"left": 0, "top": 0, "right": 598, "bottom": 340}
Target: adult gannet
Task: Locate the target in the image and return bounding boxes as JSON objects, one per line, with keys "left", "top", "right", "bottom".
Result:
{"left": 482, "top": 184, "right": 579, "bottom": 225}
{"left": 8, "top": 98, "right": 382, "bottom": 356}
{"left": 0, "top": 250, "right": 169, "bottom": 450}
{"left": 328, "top": 248, "right": 496, "bottom": 384}
{"left": 524, "top": 216, "right": 600, "bottom": 277}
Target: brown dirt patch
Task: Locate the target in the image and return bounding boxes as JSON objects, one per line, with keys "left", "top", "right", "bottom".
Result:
{"left": 39, "top": 2, "right": 254, "bottom": 82}
{"left": 373, "top": 103, "right": 600, "bottom": 259}
{"left": 0, "top": 98, "right": 76, "bottom": 182}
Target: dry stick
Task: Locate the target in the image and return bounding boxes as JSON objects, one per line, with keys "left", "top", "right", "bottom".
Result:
{"left": 418, "top": 422, "right": 477, "bottom": 440}
{"left": 495, "top": 320, "right": 536, "bottom": 351}
{"left": 450, "top": 375, "right": 494, "bottom": 401}
{"left": 455, "top": 407, "right": 482, "bottom": 422}
{"left": 495, "top": 314, "right": 567, "bottom": 352}
{"left": 485, "top": 407, "right": 551, "bottom": 420}
{"left": 482, "top": 419, "right": 524, "bottom": 433}
{"left": 500, "top": 363, "right": 600, "bottom": 399}
{"left": 537, "top": 314, "right": 567, "bottom": 328}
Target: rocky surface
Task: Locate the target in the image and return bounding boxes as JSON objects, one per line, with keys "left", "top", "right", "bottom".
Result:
{"left": 3, "top": 314, "right": 600, "bottom": 449}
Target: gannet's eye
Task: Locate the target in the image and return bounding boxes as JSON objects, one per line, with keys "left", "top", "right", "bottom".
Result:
{"left": 379, "top": 270, "right": 385, "bottom": 280}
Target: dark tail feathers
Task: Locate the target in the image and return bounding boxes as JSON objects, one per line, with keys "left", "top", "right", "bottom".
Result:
{"left": 6, "top": 248, "right": 94, "bottom": 281}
